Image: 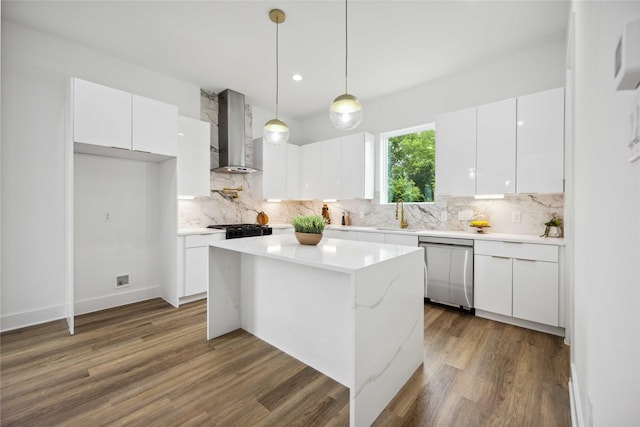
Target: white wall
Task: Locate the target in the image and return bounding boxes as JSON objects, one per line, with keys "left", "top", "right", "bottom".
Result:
{"left": 0, "top": 20, "right": 200, "bottom": 330}
{"left": 298, "top": 39, "right": 567, "bottom": 144}
{"left": 570, "top": 2, "right": 640, "bottom": 426}
{"left": 74, "top": 154, "right": 162, "bottom": 313}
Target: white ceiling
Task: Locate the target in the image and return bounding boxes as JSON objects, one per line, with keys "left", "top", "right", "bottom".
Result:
{"left": 1, "top": 1, "right": 570, "bottom": 120}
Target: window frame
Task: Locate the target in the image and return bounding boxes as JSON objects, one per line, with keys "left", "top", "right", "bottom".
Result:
{"left": 379, "top": 122, "right": 437, "bottom": 205}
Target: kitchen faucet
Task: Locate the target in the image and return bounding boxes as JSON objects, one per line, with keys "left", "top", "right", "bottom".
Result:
{"left": 395, "top": 198, "right": 409, "bottom": 229}
{"left": 222, "top": 186, "right": 243, "bottom": 199}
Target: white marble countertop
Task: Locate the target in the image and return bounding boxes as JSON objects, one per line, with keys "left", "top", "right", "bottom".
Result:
{"left": 209, "top": 234, "right": 423, "bottom": 274}
{"left": 325, "top": 225, "right": 565, "bottom": 246}
{"left": 180, "top": 223, "right": 564, "bottom": 245}
{"left": 178, "top": 228, "right": 225, "bottom": 236}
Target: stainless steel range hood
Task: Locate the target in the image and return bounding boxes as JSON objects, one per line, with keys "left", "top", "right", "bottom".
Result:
{"left": 213, "top": 89, "right": 259, "bottom": 173}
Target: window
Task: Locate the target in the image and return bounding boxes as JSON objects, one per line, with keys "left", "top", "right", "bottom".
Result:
{"left": 380, "top": 123, "right": 436, "bottom": 204}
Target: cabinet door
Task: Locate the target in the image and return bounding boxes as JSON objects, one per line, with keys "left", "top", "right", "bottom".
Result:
{"left": 301, "top": 142, "right": 322, "bottom": 199}
{"left": 286, "top": 144, "right": 301, "bottom": 199}
{"left": 72, "top": 78, "right": 132, "bottom": 149}
{"left": 262, "top": 140, "right": 287, "bottom": 200}
{"left": 321, "top": 138, "right": 341, "bottom": 200}
{"left": 355, "top": 231, "right": 385, "bottom": 243}
{"left": 340, "top": 132, "right": 374, "bottom": 199}
{"left": 516, "top": 87, "right": 565, "bottom": 194}
{"left": 512, "top": 259, "right": 559, "bottom": 326}
{"left": 132, "top": 94, "right": 178, "bottom": 156}
{"left": 474, "top": 254, "right": 512, "bottom": 316}
{"left": 185, "top": 246, "right": 208, "bottom": 296}
{"left": 384, "top": 233, "right": 418, "bottom": 246}
{"left": 476, "top": 98, "right": 516, "bottom": 195}
{"left": 435, "top": 107, "right": 477, "bottom": 197}
{"left": 177, "top": 116, "right": 210, "bottom": 197}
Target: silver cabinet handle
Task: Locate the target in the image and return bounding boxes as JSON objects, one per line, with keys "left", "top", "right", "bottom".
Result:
{"left": 491, "top": 255, "right": 510, "bottom": 259}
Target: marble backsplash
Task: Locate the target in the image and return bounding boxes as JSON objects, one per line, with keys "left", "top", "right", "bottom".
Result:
{"left": 180, "top": 89, "right": 563, "bottom": 235}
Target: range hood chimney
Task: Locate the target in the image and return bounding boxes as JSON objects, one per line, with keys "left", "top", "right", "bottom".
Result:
{"left": 214, "top": 89, "right": 259, "bottom": 173}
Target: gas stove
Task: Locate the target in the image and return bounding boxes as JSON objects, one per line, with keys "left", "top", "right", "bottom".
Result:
{"left": 207, "top": 223, "right": 273, "bottom": 239}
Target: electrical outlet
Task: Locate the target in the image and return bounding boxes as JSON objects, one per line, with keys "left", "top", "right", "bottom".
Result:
{"left": 440, "top": 210, "right": 448, "bottom": 222}
{"left": 512, "top": 211, "right": 521, "bottom": 223}
{"left": 457, "top": 210, "right": 473, "bottom": 221}
{"left": 103, "top": 211, "right": 112, "bottom": 222}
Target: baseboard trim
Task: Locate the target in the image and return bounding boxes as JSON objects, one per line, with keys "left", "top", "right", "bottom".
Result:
{"left": 75, "top": 286, "right": 162, "bottom": 315}
{"left": 178, "top": 292, "right": 206, "bottom": 306}
{"left": 1, "top": 304, "right": 66, "bottom": 333}
{"left": 570, "top": 363, "right": 585, "bottom": 427}
{"left": 475, "top": 309, "right": 565, "bottom": 336}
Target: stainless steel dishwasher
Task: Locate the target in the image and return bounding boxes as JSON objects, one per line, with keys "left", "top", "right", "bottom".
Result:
{"left": 419, "top": 236, "right": 474, "bottom": 312}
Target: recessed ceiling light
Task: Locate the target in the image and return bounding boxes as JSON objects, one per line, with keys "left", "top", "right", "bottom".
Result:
{"left": 292, "top": 74, "right": 303, "bottom": 81}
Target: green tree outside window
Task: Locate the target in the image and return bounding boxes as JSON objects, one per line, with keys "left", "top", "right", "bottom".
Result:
{"left": 387, "top": 129, "right": 436, "bottom": 203}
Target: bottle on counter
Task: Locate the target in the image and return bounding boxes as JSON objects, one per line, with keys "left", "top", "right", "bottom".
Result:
{"left": 345, "top": 212, "right": 351, "bottom": 226}
{"left": 342, "top": 212, "right": 346, "bottom": 226}
{"left": 321, "top": 203, "right": 331, "bottom": 224}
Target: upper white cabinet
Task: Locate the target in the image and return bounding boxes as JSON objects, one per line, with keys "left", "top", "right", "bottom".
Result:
{"left": 71, "top": 78, "right": 178, "bottom": 158}
{"left": 340, "top": 132, "right": 374, "bottom": 199}
{"left": 516, "top": 87, "right": 565, "bottom": 194}
{"left": 177, "top": 116, "right": 210, "bottom": 197}
{"left": 262, "top": 141, "right": 288, "bottom": 200}
{"left": 132, "top": 95, "right": 178, "bottom": 157}
{"left": 286, "top": 144, "right": 301, "bottom": 200}
{"left": 321, "top": 138, "right": 342, "bottom": 200}
{"left": 476, "top": 98, "right": 516, "bottom": 195}
{"left": 301, "top": 142, "right": 322, "bottom": 200}
{"left": 72, "top": 78, "right": 132, "bottom": 150}
{"left": 435, "top": 107, "right": 477, "bottom": 197}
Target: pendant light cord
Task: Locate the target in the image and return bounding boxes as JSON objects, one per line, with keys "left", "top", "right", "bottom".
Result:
{"left": 344, "top": 0, "right": 348, "bottom": 94}
{"left": 275, "top": 16, "right": 280, "bottom": 119}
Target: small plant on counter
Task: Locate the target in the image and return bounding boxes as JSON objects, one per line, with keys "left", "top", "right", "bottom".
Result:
{"left": 291, "top": 215, "right": 326, "bottom": 234}
{"left": 542, "top": 213, "right": 563, "bottom": 238}
{"left": 544, "top": 213, "right": 563, "bottom": 228}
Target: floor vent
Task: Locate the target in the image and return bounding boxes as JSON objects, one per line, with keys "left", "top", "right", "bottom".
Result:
{"left": 116, "top": 274, "right": 130, "bottom": 288}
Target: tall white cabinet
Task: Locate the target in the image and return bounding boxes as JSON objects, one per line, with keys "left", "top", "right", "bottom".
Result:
{"left": 476, "top": 98, "right": 517, "bottom": 195}
{"left": 435, "top": 107, "right": 477, "bottom": 197}
{"left": 177, "top": 116, "right": 210, "bottom": 197}
{"left": 516, "top": 87, "right": 565, "bottom": 194}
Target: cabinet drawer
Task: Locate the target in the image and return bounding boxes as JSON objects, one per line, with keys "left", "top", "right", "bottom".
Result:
{"left": 185, "top": 233, "right": 225, "bottom": 248}
{"left": 474, "top": 240, "right": 558, "bottom": 262}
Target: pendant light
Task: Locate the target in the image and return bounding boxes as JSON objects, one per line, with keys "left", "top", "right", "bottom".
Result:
{"left": 263, "top": 9, "right": 290, "bottom": 145}
{"left": 330, "top": 0, "right": 363, "bottom": 131}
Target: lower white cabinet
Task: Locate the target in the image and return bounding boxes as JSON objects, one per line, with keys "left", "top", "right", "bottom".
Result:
{"left": 323, "top": 229, "right": 418, "bottom": 246}
{"left": 177, "top": 233, "right": 225, "bottom": 301}
{"left": 474, "top": 254, "right": 513, "bottom": 316}
{"left": 474, "top": 241, "right": 560, "bottom": 327}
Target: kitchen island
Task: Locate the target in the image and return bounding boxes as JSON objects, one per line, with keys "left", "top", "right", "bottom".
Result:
{"left": 208, "top": 234, "right": 424, "bottom": 427}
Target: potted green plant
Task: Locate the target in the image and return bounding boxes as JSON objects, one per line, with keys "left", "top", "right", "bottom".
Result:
{"left": 543, "top": 214, "right": 563, "bottom": 238}
{"left": 291, "top": 215, "right": 325, "bottom": 245}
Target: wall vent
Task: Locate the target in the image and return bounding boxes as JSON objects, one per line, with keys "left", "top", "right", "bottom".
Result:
{"left": 116, "top": 274, "right": 130, "bottom": 288}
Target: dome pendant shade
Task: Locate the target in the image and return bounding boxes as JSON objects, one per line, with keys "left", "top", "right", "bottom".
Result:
{"left": 330, "top": 93, "right": 363, "bottom": 130}
{"left": 263, "top": 118, "right": 290, "bottom": 145}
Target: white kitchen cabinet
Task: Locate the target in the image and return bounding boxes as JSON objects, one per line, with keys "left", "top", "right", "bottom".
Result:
{"left": 384, "top": 233, "right": 418, "bottom": 246}
{"left": 72, "top": 78, "right": 178, "bottom": 159}
{"left": 286, "top": 144, "right": 301, "bottom": 199}
{"left": 435, "top": 107, "right": 477, "bottom": 197}
{"left": 72, "top": 78, "right": 132, "bottom": 150}
{"left": 132, "top": 94, "right": 178, "bottom": 157}
{"left": 513, "top": 259, "right": 559, "bottom": 326}
{"left": 262, "top": 141, "right": 288, "bottom": 200}
{"left": 474, "top": 254, "right": 513, "bottom": 316}
{"left": 301, "top": 142, "right": 322, "bottom": 199}
{"left": 516, "top": 87, "right": 565, "bottom": 194}
{"left": 321, "top": 138, "right": 341, "bottom": 200}
{"left": 324, "top": 229, "right": 358, "bottom": 240}
{"left": 355, "top": 231, "right": 385, "bottom": 243}
{"left": 474, "top": 240, "right": 560, "bottom": 327}
{"left": 476, "top": 98, "right": 516, "bottom": 195}
{"left": 272, "top": 227, "right": 294, "bottom": 235}
{"left": 340, "top": 132, "right": 374, "bottom": 199}
{"left": 178, "top": 233, "right": 225, "bottom": 302}
{"left": 177, "top": 116, "right": 210, "bottom": 197}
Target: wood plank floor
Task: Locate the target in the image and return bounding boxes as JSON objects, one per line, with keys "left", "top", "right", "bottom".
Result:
{"left": 1, "top": 299, "right": 570, "bottom": 426}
